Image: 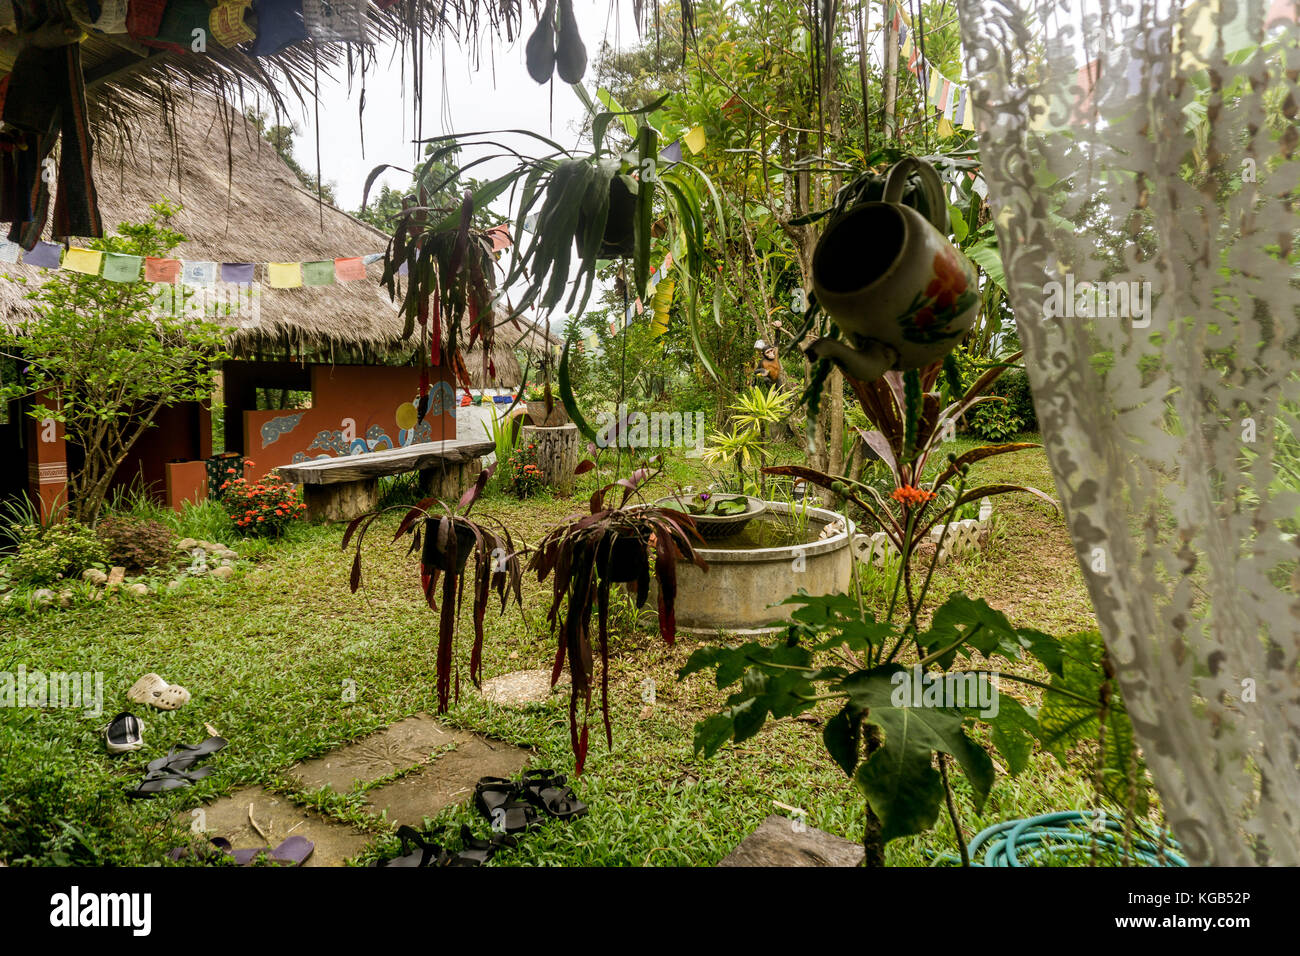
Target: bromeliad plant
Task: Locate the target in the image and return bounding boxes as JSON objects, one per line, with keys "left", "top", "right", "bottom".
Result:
{"left": 528, "top": 457, "right": 708, "bottom": 771}
{"left": 343, "top": 464, "right": 525, "bottom": 712}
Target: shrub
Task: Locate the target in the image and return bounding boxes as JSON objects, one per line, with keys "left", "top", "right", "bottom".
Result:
{"left": 988, "top": 367, "right": 1038, "bottom": 431}
{"left": 969, "top": 401, "right": 1025, "bottom": 442}
{"left": 221, "top": 473, "right": 305, "bottom": 535}
{"left": 507, "top": 441, "right": 545, "bottom": 498}
{"left": 4, "top": 521, "right": 107, "bottom": 587}
{"left": 97, "top": 514, "right": 175, "bottom": 572}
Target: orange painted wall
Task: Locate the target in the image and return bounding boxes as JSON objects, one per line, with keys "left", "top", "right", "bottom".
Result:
{"left": 242, "top": 364, "right": 457, "bottom": 478}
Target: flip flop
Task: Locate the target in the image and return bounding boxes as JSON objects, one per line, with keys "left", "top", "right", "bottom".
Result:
{"left": 373, "top": 826, "right": 449, "bottom": 868}
{"left": 105, "top": 712, "right": 144, "bottom": 754}
{"left": 146, "top": 736, "right": 227, "bottom": 773}
{"left": 125, "top": 766, "right": 213, "bottom": 799}
{"left": 267, "top": 836, "right": 314, "bottom": 866}
{"left": 447, "top": 826, "right": 517, "bottom": 867}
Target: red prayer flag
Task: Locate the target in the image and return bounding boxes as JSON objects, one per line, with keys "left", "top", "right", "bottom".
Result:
{"left": 144, "top": 257, "right": 181, "bottom": 283}
{"left": 333, "top": 256, "right": 366, "bottom": 281}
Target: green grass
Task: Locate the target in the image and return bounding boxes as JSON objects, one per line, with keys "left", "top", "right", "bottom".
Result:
{"left": 0, "top": 437, "right": 1119, "bottom": 867}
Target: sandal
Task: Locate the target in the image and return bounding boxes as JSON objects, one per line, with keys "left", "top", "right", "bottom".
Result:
{"left": 126, "top": 673, "right": 191, "bottom": 711}
{"left": 125, "top": 766, "right": 213, "bottom": 799}
{"left": 105, "top": 712, "right": 144, "bottom": 754}
{"left": 524, "top": 769, "right": 588, "bottom": 822}
{"left": 447, "top": 825, "right": 516, "bottom": 867}
{"left": 146, "top": 736, "right": 227, "bottom": 773}
{"left": 474, "top": 777, "right": 539, "bottom": 834}
{"left": 373, "top": 826, "right": 449, "bottom": 868}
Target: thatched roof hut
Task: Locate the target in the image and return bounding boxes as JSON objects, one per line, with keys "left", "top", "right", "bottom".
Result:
{"left": 0, "top": 95, "right": 556, "bottom": 386}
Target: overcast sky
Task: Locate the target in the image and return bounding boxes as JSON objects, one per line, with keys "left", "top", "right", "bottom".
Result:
{"left": 284, "top": 0, "right": 635, "bottom": 213}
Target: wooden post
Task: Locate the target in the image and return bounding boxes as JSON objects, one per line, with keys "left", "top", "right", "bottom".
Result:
{"left": 520, "top": 423, "right": 580, "bottom": 497}
{"left": 303, "top": 478, "right": 379, "bottom": 522}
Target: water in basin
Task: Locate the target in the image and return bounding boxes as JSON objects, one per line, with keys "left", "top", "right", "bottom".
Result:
{"left": 699, "top": 513, "right": 826, "bottom": 551}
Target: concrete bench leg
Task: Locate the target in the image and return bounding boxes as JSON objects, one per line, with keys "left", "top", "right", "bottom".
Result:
{"left": 303, "top": 478, "right": 379, "bottom": 522}
{"left": 417, "top": 457, "right": 483, "bottom": 502}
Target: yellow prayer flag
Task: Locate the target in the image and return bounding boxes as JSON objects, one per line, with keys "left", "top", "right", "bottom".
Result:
{"left": 683, "top": 125, "right": 706, "bottom": 154}
{"left": 927, "top": 68, "right": 944, "bottom": 102}
{"left": 63, "top": 247, "right": 103, "bottom": 276}
{"left": 937, "top": 116, "right": 956, "bottom": 138}
{"left": 900, "top": 35, "right": 913, "bottom": 60}
{"left": 267, "top": 261, "right": 303, "bottom": 288}
{"left": 962, "top": 104, "right": 977, "bottom": 131}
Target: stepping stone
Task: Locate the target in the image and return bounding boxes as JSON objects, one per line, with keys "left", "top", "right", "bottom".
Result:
{"left": 289, "top": 714, "right": 478, "bottom": 794}
{"left": 478, "top": 668, "right": 562, "bottom": 707}
{"left": 363, "top": 734, "right": 528, "bottom": 827}
{"left": 717, "top": 814, "right": 865, "bottom": 867}
{"left": 192, "top": 786, "right": 370, "bottom": 867}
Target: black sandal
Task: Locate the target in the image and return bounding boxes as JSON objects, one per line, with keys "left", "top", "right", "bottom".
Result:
{"left": 373, "top": 825, "right": 448, "bottom": 868}
{"left": 524, "top": 770, "right": 588, "bottom": 822}
{"left": 125, "top": 766, "right": 214, "bottom": 799}
{"left": 146, "top": 736, "right": 227, "bottom": 774}
{"left": 447, "top": 826, "right": 517, "bottom": 866}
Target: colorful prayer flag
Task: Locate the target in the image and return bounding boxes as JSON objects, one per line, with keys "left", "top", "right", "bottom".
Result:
{"left": 0, "top": 240, "right": 20, "bottom": 263}
{"left": 333, "top": 256, "right": 366, "bottom": 281}
{"left": 210, "top": 0, "right": 256, "bottom": 46}
{"left": 683, "top": 125, "right": 707, "bottom": 154}
{"left": 302, "top": 0, "right": 367, "bottom": 43}
{"left": 221, "top": 262, "right": 256, "bottom": 283}
{"left": 144, "top": 256, "right": 181, "bottom": 283}
{"left": 23, "top": 241, "right": 63, "bottom": 270}
{"left": 63, "top": 248, "right": 103, "bottom": 276}
{"left": 181, "top": 260, "right": 217, "bottom": 286}
{"left": 302, "top": 260, "right": 336, "bottom": 286}
{"left": 267, "top": 261, "right": 303, "bottom": 288}
{"left": 102, "top": 252, "right": 143, "bottom": 282}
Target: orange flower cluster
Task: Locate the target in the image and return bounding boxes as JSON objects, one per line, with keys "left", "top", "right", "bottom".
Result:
{"left": 220, "top": 472, "right": 305, "bottom": 535}
{"left": 891, "top": 485, "right": 936, "bottom": 507}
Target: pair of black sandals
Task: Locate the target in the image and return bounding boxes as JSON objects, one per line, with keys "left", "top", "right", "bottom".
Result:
{"left": 473, "top": 768, "right": 588, "bottom": 834}
{"left": 373, "top": 769, "right": 587, "bottom": 868}
{"left": 125, "top": 736, "right": 227, "bottom": 799}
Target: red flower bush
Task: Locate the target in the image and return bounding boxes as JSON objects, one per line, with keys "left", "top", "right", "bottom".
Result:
{"left": 508, "top": 442, "right": 545, "bottom": 498}
{"left": 220, "top": 472, "right": 305, "bottom": 535}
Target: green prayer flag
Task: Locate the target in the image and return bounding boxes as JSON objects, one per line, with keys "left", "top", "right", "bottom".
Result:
{"left": 301, "top": 260, "right": 336, "bottom": 286}
{"left": 102, "top": 253, "right": 143, "bottom": 283}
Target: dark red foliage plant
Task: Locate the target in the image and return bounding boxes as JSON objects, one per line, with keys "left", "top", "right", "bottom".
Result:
{"left": 528, "top": 457, "right": 708, "bottom": 771}
{"left": 342, "top": 463, "right": 525, "bottom": 711}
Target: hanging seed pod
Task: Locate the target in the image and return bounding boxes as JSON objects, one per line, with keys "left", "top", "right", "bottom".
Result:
{"left": 525, "top": 0, "right": 557, "bottom": 84}
{"left": 555, "top": 0, "right": 587, "bottom": 83}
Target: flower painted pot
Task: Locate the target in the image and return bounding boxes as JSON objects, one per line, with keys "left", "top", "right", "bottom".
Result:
{"left": 810, "top": 158, "right": 979, "bottom": 374}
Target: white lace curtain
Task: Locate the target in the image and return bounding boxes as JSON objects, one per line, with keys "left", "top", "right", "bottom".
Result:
{"left": 954, "top": 0, "right": 1300, "bottom": 865}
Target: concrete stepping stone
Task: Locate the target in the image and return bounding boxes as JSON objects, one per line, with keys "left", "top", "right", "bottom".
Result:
{"left": 192, "top": 786, "right": 371, "bottom": 867}
{"left": 363, "top": 733, "right": 528, "bottom": 826}
{"left": 717, "top": 814, "right": 865, "bottom": 867}
{"left": 477, "top": 668, "right": 563, "bottom": 707}
{"left": 288, "top": 714, "right": 479, "bottom": 794}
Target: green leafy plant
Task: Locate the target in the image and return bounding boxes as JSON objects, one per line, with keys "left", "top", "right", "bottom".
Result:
{"left": 507, "top": 441, "right": 545, "bottom": 498}
{"left": 221, "top": 474, "right": 305, "bottom": 536}
{"left": 4, "top": 521, "right": 107, "bottom": 588}
{"left": 96, "top": 515, "right": 175, "bottom": 573}
{"left": 662, "top": 491, "right": 749, "bottom": 517}
{"left": 700, "top": 385, "right": 794, "bottom": 497}
{"left": 0, "top": 201, "right": 228, "bottom": 523}
{"left": 969, "top": 401, "right": 1025, "bottom": 443}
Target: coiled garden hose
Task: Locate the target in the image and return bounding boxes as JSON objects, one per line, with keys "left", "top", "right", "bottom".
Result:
{"left": 931, "top": 810, "right": 1187, "bottom": 867}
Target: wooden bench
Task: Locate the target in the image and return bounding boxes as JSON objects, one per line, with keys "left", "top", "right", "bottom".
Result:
{"left": 275, "top": 438, "right": 496, "bottom": 521}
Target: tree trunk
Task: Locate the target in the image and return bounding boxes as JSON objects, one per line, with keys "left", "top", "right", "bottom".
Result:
{"left": 520, "top": 423, "right": 581, "bottom": 497}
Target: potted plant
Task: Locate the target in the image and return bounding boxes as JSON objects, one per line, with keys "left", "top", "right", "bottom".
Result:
{"left": 343, "top": 463, "right": 525, "bottom": 711}
{"left": 655, "top": 491, "right": 766, "bottom": 539}
{"left": 528, "top": 457, "right": 708, "bottom": 770}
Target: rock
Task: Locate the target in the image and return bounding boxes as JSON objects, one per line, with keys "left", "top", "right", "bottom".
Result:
{"left": 211, "top": 543, "right": 227, "bottom": 552}
{"left": 718, "top": 815, "right": 865, "bottom": 867}
{"left": 106, "top": 566, "right": 126, "bottom": 587}
{"left": 31, "top": 589, "right": 54, "bottom": 608}
{"left": 209, "top": 565, "right": 234, "bottom": 581}
{"left": 126, "top": 582, "right": 149, "bottom": 597}
{"left": 58, "top": 589, "right": 73, "bottom": 608}
{"left": 178, "top": 538, "right": 198, "bottom": 551}
{"left": 168, "top": 579, "right": 185, "bottom": 590}
{"left": 82, "top": 568, "right": 108, "bottom": 586}
{"left": 215, "top": 550, "right": 238, "bottom": 561}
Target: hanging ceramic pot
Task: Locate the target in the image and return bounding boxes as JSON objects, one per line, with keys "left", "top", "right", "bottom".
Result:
{"left": 808, "top": 157, "right": 979, "bottom": 381}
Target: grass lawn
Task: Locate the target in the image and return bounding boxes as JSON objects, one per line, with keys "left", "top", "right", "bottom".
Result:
{"left": 0, "top": 435, "right": 1118, "bottom": 866}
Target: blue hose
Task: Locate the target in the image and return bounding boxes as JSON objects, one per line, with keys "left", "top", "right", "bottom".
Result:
{"left": 932, "top": 810, "right": 1187, "bottom": 867}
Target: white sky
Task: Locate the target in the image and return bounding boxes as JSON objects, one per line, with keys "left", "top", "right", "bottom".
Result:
{"left": 283, "top": 0, "right": 635, "bottom": 213}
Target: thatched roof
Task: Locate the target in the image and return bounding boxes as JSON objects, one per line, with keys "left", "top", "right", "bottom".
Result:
{"left": 0, "top": 94, "right": 547, "bottom": 368}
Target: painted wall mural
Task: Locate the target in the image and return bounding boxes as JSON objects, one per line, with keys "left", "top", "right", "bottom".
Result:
{"left": 242, "top": 365, "right": 455, "bottom": 478}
